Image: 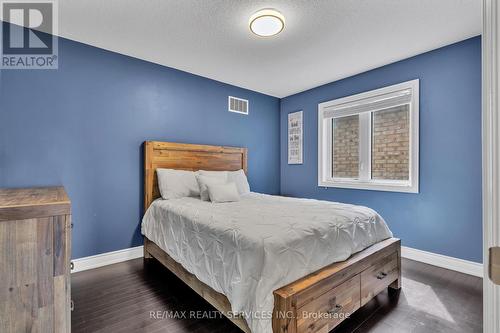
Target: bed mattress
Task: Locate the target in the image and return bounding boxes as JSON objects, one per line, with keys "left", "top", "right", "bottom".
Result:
{"left": 141, "top": 193, "right": 392, "bottom": 333}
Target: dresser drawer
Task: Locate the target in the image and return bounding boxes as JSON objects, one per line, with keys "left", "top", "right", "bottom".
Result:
{"left": 0, "top": 187, "right": 71, "bottom": 333}
{"left": 297, "top": 274, "right": 360, "bottom": 333}
{"left": 360, "top": 252, "right": 398, "bottom": 306}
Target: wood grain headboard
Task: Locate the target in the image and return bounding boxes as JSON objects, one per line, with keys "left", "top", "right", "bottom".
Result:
{"left": 144, "top": 141, "right": 248, "bottom": 211}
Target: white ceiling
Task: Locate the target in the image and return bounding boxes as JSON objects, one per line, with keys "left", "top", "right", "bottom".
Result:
{"left": 53, "top": 1, "right": 481, "bottom": 97}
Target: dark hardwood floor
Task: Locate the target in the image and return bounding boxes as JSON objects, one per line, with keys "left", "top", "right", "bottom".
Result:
{"left": 71, "top": 258, "right": 482, "bottom": 333}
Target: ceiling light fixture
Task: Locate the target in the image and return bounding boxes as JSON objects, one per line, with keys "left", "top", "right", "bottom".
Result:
{"left": 249, "top": 9, "right": 285, "bottom": 37}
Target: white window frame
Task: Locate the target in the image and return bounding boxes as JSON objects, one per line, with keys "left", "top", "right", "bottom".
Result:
{"left": 318, "top": 79, "right": 419, "bottom": 193}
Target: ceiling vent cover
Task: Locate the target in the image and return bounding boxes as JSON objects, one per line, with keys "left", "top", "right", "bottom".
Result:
{"left": 228, "top": 96, "right": 249, "bottom": 115}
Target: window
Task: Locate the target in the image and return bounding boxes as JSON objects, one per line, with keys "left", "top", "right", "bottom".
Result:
{"left": 318, "top": 79, "right": 419, "bottom": 193}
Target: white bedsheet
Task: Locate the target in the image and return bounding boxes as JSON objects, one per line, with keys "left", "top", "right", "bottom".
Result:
{"left": 141, "top": 193, "right": 392, "bottom": 333}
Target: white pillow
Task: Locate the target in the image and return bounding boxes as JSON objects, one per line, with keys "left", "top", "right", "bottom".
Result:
{"left": 207, "top": 182, "right": 240, "bottom": 203}
{"left": 197, "top": 170, "right": 228, "bottom": 180}
{"left": 156, "top": 169, "right": 200, "bottom": 200}
{"left": 228, "top": 169, "right": 250, "bottom": 195}
{"left": 196, "top": 174, "right": 227, "bottom": 201}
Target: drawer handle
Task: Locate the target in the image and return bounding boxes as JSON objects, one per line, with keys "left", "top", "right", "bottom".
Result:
{"left": 70, "top": 300, "right": 74, "bottom": 311}
{"left": 70, "top": 262, "right": 74, "bottom": 270}
{"left": 327, "top": 304, "right": 343, "bottom": 315}
{"left": 376, "top": 272, "right": 387, "bottom": 280}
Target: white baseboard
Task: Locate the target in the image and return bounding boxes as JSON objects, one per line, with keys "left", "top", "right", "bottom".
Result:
{"left": 71, "top": 244, "right": 483, "bottom": 278}
{"left": 71, "top": 245, "right": 144, "bottom": 273}
{"left": 401, "top": 246, "right": 483, "bottom": 277}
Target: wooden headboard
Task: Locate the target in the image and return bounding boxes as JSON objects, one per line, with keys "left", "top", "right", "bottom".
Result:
{"left": 144, "top": 141, "right": 248, "bottom": 211}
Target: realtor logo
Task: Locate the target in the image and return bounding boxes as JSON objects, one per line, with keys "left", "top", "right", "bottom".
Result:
{"left": 1, "top": 0, "right": 58, "bottom": 69}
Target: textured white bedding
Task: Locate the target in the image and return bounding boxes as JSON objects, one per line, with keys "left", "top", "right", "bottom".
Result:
{"left": 141, "top": 193, "right": 392, "bottom": 333}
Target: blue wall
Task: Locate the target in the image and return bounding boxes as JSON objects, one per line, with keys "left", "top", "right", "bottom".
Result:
{"left": 0, "top": 34, "right": 281, "bottom": 259}
{"left": 280, "top": 37, "right": 482, "bottom": 263}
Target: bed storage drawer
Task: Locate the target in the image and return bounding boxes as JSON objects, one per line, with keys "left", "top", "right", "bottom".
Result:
{"left": 360, "top": 252, "right": 398, "bottom": 306}
{"left": 297, "top": 274, "right": 361, "bottom": 333}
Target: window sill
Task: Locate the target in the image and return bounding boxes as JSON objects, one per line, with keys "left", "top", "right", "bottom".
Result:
{"left": 318, "top": 179, "right": 419, "bottom": 193}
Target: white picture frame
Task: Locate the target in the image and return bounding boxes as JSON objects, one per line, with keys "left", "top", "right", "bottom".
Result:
{"left": 288, "top": 110, "right": 303, "bottom": 165}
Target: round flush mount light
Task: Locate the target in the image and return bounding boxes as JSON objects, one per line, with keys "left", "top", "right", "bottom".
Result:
{"left": 249, "top": 9, "right": 285, "bottom": 37}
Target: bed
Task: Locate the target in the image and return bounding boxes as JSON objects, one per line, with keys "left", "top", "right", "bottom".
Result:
{"left": 142, "top": 141, "right": 401, "bottom": 333}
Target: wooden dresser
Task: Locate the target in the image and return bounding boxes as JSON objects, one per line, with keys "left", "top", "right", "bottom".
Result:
{"left": 0, "top": 187, "right": 71, "bottom": 333}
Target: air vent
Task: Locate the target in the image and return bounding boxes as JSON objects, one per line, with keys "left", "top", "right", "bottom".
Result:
{"left": 228, "top": 96, "right": 249, "bottom": 115}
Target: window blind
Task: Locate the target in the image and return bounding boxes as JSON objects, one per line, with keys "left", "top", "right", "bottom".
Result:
{"left": 322, "top": 88, "right": 413, "bottom": 119}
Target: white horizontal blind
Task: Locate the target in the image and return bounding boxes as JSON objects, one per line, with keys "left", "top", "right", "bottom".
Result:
{"left": 322, "top": 88, "right": 412, "bottom": 119}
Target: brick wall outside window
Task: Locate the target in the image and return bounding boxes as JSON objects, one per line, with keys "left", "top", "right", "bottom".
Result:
{"left": 332, "top": 105, "right": 409, "bottom": 180}
{"left": 333, "top": 115, "right": 359, "bottom": 178}
{"left": 372, "top": 105, "right": 409, "bottom": 180}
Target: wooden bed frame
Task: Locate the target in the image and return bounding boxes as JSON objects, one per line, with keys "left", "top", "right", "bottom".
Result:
{"left": 143, "top": 141, "right": 401, "bottom": 333}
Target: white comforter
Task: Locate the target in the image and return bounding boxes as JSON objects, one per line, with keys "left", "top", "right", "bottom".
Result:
{"left": 141, "top": 193, "right": 392, "bottom": 333}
